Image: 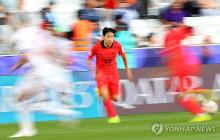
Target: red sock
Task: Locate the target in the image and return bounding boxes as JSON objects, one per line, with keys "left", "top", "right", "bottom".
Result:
{"left": 103, "top": 99, "right": 117, "bottom": 118}
{"left": 178, "top": 95, "right": 203, "bottom": 115}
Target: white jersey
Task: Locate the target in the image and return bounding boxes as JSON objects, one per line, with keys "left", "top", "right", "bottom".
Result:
{"left": 13, "top": 26, "right": 72, "bottom": 93}
{"left": 13, "top": 26, "right": 65, "bottom": 77}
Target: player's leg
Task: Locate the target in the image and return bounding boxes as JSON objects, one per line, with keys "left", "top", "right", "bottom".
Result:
{"left": 100, "top": 85, "right": 117, "bottom": 117}
{"left": 10, "top": 88, "right": 37, "bottom": 138}
{"left": 96, "top": 77, "right": 119, "bottom": 123}
{"left": 40, "top": 75, "right": 80, "bottom": 121}
{"left": 167, "top": 57, "right": 212, "bottom": 122}
{"left": 9, "top": 75, "right": 43, "bottom": 138}
{"left": 107, "top": 81, "right": 121, "bottom": 123}
{"left": 177, "top": 94, "right": 212, "bottom": 122}
{"left": 109, "top": 82, "right": 121, "bottom": 102}
{"left": 175, "top": 76, "right": 212, "bottom": 122}
{"left": 107, "top": 74, "right": 120, "bottom": 101}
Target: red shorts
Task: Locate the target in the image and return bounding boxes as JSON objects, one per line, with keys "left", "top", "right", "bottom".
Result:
{"left": 96, "top": 71, "right": 120, "bottom": 97}
{"left": 167, "top": 54, "right": 201, "bottom": 92}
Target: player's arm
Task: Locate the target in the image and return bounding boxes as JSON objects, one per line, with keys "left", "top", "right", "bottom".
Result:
{"left": 11, "top": 54, "right": 28, "bottom": 72}
{"left": 86, "top": 58, "right": 95, "bottom": 79}
{"left": 86, "top": 59, "right": 95, "bottom": 71}
{"left": 121, "top": 52, "right": 132, "bottom": 81}
{"left": 86, "top": 46, "right": 96, "bottom": 76}
{"left": 117, "top": 42, "right": 132, "bottom": 80}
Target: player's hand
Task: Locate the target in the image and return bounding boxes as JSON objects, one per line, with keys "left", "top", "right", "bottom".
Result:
{"left": 126, "top": 68, "right": 133, "bottom": 81}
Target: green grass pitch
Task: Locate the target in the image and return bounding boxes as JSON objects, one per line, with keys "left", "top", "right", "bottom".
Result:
{"left": 0, "top": 112, "right": 219, "bottom": 140}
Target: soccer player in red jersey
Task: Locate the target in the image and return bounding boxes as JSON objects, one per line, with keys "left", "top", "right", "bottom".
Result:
{"left": 162, "top": 25, "right": 212, "bottom": 122}
{"left": 87, "top": 27, "right": 132, "bottom": 123}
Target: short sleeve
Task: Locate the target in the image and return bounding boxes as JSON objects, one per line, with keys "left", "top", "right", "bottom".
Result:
{"left": 118, "top": 43, "right": 125, "bottom": 55}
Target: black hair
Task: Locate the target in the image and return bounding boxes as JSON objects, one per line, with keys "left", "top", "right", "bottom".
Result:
{"left": 102, "top": 27, "right": 115, "bottom": 36}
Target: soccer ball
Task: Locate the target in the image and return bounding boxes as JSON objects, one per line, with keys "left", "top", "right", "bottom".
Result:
{"left": 202, "top": 100, "right": 219, "bottom": 113}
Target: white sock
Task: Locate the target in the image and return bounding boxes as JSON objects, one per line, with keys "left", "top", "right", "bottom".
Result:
{"left": 16, "top": 102, "right": 35, "bottom": 131}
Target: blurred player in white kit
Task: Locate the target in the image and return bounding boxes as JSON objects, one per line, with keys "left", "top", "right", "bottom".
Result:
{"left": 9, "top": 14, "right": 79, "bottom": 138}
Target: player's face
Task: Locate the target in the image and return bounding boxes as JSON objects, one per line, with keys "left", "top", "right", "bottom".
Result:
{"left": 103, "top": 32, "right": 114, "bottom": 46}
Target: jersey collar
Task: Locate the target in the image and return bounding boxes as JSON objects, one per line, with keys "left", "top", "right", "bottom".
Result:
{"left": 101, "top": 41, "right": 113, "bottom": 48}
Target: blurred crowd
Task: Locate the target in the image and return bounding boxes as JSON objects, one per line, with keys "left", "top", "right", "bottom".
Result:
{"left": 0, "top": 0, "right": 220, "bottom": 55}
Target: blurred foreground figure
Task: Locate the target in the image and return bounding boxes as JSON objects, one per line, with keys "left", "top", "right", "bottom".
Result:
{"left": 9, "top": 15, "right": 79, "bottom": 138}
{"left": 161, "top": 25, "right": 212, "bottom": 122}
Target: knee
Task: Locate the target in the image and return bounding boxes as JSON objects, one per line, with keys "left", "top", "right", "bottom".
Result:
{"left": 17, "top": 90, "right": 33, "bottom": 101}
{"left": 99, "top": 86, "right": 109, "bottom": 100}
{"left": 111, "top": 95, "right": 120, "bottom": 102}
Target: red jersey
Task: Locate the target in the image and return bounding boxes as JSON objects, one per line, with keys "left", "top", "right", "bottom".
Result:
{"left": 163, "top": 26, "right": 193, "bottom": 55}
{"left": 163, "top": 26, "right": 201, "bottom": 92}
{"left": 88, "top": 40, "right": 124, "bottom": 73}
